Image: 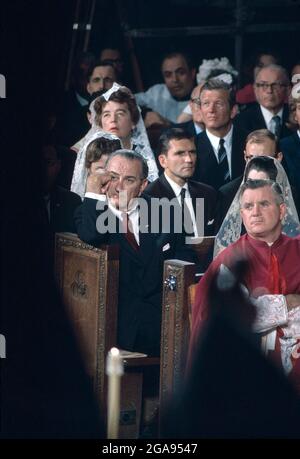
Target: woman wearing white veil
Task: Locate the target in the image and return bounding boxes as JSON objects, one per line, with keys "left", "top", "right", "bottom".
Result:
{"left": 71, "top": 83, "right": 158, "bottom": 199}
{"left": 214, "top": 156, "right": 300, "bottom": 258}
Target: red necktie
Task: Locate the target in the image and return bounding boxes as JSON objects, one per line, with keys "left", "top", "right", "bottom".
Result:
{"left": 121, "top": 213, "right": 139, "bottom": 251}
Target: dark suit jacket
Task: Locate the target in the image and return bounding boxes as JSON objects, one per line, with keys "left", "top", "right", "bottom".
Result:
{"left": 215, "top": 175, "right": 243, "bottom": 231}
{"left": 173, "top": 120, "right": 197, "bottom": 137}
{"left": 234, "top": 103, "right": 292, "bottom": 139}
{"left": 193, "top": 127, "right": 247, "bottom": 190}
{"left": 145, "top": 173, "right": 217, "bottom": 236}
{"left": 74, "top": 195, "right": 195, "bottom": 356}
{"left": 54, "top": 90, "right": 90, "bottom": 147}
{"left": 280, "top": 133, "right": 300, "bottom": 191}
{"left": 49, "top": 186, "right": 82, "bottom": 233}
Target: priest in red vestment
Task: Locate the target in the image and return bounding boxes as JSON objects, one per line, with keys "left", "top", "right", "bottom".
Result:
{"left": 190, "top": 179, "right": 300, "bottom": 392}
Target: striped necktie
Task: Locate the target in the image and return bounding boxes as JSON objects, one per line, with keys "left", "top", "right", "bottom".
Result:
{"left": 218, "top": 138, "right": 230, "bottom": 184}
{"left": 271, "top": 115, "right": 281, "bottom": 138}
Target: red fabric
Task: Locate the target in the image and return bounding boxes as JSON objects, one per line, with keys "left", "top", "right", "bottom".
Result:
{"left": 121, "top": 213, "right": 139, "bottom": 251}
{"left": 189, "top": 234, "right": 300, "bottom": 389}
{"left": 236, "top": 84, "right": 256, "bottom": 104}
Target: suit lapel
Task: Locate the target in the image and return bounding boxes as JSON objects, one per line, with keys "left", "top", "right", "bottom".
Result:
{"left": 159, "top": 174, "right": 177, "bottom": 200}
{"left": 195, "top": 132, "right": 220, "bottom": 185}
{"left": 231, "top": 127, "right": 246, "bottom": 178}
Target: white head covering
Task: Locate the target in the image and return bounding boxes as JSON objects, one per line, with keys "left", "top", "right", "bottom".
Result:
{"left": 71, "top": 130, "right": 119, "bottom": 199}
{"left": 214, "top": 156, "right": 300, "bottom": 258}
{"left": 71, "top": 83, "right": 158, "bottom": 198}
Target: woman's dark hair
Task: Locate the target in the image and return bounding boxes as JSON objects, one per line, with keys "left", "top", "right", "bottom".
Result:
{"left": 94, "top": 87, "right": 140, "bottom": 127}
{"left": 244, "top": 156, "right": 277, "bottom": 182}
{"left": 85, "top": 137, "right": 121, "bottom": 169}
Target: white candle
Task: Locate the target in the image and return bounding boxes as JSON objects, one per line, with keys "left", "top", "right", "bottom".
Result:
{"left": 106, "top": 347, "right": 124, "bottom": 439}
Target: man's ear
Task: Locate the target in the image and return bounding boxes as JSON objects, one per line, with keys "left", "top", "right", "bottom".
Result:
{"left": 158, "top": 154, "right": 167, "bottom": 169}
{"left": 139, "top": 179, "right": 149, "bottom": 195}
{"left": 230, "top": 103, "right": 238, "bottom": 120}
{"left": 276, "top": 151, "right": 283, "bottom": 162}
{"left": 279, "top": 202, "right": 286, "bottom": 221}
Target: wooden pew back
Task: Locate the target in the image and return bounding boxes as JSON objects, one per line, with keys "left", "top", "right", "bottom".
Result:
{"left": 159, "top": 259, "right": 196, "bottom": 413}
{"left": 55, "top": 232, "right": 119, "bottom": 408}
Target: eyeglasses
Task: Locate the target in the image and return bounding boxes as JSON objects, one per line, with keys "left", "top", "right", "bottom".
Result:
{"left": 191, "top": 97, "right": 201, "bottom": 106}
{"left": 255, "top": 82, "right": 287, "bottom": 91}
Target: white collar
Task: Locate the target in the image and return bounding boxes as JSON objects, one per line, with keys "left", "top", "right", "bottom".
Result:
{"left": 108, "top": 198, "right": 139, "bottom": 220}
{"left": 75, "top": 92, "right": 89, "bottom": 107}
{"left": 206, "top": 124, "right": 233, "bottom": 151}
{"left": 164, "top": 172, "right": 188, "bottom": 198}
{"left": 194, "top": 122, "right": 203, "bottom": 134}
{"left": 260, "top": 105, "right": 283, "bottom": 125}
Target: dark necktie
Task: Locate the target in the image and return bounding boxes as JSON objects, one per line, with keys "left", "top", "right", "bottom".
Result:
{"left": 218, "top": 138, "right": 230, "bottom": 184}
{"left": 180, "top": 188, "right": 194, "bottom": 237}
{"left": 121, "top": 213, "right": 139, "bottom": 251}
{"left": 271, "top": 115, "right": 281, "bottom": 138}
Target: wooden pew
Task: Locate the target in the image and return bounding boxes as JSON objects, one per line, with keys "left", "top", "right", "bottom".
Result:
{"left": 159, "top": 259, "right": 197, "bottom": 413}
{"left": 55, "top": 232, "right": 159, "bottom": 438}
{"left": 159, "top": 238, "right": 215, "bottom": 421}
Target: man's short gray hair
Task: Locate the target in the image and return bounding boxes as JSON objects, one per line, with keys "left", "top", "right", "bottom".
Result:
{"left": 106, "top": 149, "right": 149, "bottom": 180}
{"left": 239, "top": 179, "right": 284, "bottom": 206}
{"left": 255, "top": 64, "right": 290, "bottom": 85}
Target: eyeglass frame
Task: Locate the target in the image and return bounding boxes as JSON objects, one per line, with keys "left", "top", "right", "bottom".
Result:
{"left": 190, "top": 97, "right": 201, "bottom": 106}
{"left": 255, "top": 81, "right": 288, "bottom": 91}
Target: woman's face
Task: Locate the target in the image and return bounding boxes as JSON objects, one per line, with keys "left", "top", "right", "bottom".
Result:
{"left": 247, "top": 168, "right": 269, "bottom": 181}
{"left": 100, "top": 101, "right": 134, "bottom": 140}
{"left": 89, "top": 154, "right": 108, "bottom": 175}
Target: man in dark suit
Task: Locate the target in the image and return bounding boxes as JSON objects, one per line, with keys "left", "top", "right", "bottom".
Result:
{"left": 75, "top": 150, "right": 194, "bottom": 357}
{"left": 146, "top": 128, "right": 217, "bottom": 237}
{"left": 234, "top": 64, "right": 292, "bottom": 139}
{"left": 216, "top": 129, "right": 283, "bottom": 229}
{"left": 193, "top": 79, "right": 247, "bottom": 190}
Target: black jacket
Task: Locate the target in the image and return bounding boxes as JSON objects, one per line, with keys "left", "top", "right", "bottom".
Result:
{"left": 193, "top": 127, "right": 247, "bottom": 190}
{"left": 74, "top": 194, "right": 195, "bottom": 356}
{"left": 234, "top": 103, "right": 292, "bottom": 139}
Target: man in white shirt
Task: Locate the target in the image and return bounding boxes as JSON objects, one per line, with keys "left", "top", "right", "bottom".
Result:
{"left": 194, "top": 79, "right": 247, "bottom": 189}
{"left": 234, "top": 64, "right": 292, "bottom": 140}
{"left": 135, "top": 52, "right": 196, "bottom": 127}
{"left": 75, "top": 149, "right": 195, "bottom": 356}
{"left": 146, "top": 128, "right": 217, "bottom": 238}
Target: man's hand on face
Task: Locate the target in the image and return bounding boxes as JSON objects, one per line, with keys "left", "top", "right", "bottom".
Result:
{"left": 86, "top": 171, "right": 112, "bottom": 195}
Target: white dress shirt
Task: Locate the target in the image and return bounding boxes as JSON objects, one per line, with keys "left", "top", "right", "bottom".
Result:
{"left": 85, "top": 192, "right": 140, "bottom": 244}
{"left": 163, "top": 173, "right": 199, "bottom": 237}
